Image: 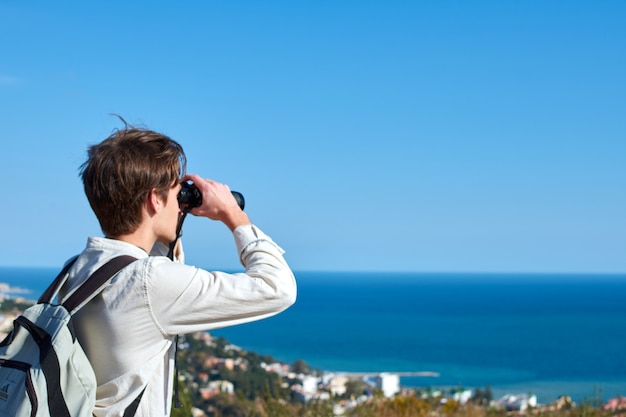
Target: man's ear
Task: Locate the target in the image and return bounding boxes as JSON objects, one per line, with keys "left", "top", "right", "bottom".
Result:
{"left": 146, "top": 189, "right": 162, "bottom": 215}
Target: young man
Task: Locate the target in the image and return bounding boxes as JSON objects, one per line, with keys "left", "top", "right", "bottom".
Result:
{"left": 59, "top": 126, "right": 297, "bottom": 417}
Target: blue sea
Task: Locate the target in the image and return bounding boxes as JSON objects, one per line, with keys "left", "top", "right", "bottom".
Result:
{"left": 2, "top": 268, "right": 625, "bottom": 404}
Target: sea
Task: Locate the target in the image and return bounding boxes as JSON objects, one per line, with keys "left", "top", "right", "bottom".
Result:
{"left": 1, "top": 268, "right": 625, "bottom": 405}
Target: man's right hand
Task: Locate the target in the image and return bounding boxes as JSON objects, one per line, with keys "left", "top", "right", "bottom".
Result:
{"left": 183, "top": 174, "right": 251, "bottom": 231}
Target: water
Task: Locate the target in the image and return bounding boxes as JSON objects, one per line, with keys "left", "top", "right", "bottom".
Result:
{"left": 212, "top": 272, "right": 626, "bottom": 404}
{"left": 2, "top": 268, "right": 625, "bottom": 404}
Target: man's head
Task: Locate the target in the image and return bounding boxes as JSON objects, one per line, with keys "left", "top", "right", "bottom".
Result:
{"left": 80, "top": 126, "right": 186, "bottom": 238}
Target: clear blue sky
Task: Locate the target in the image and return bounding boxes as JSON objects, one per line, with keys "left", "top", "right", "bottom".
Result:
{"left": 1, "top": 1, "right": 624, "bottom": 273}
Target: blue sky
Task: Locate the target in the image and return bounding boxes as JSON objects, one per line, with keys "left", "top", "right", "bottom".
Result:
{"left": 1, "top": 1, "right": 624, "bottom": 273}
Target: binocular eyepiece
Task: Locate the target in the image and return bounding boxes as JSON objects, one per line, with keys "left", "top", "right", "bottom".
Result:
{"left": 178, "top": 181, "right": 245, "bottom": 211}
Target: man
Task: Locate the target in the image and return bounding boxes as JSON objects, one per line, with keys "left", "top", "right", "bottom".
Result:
{"left": 60, "top": 125, "right": 297, "bottom": 416}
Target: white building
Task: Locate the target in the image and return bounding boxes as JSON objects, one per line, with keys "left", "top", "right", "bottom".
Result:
{"left": 496, "top": 393, "right": 537, "bottom": 411}
{"left": 453, "top": 389, "right": 473, "bottom": 405}
{"left": 208, "top": 380, "right": 234, "bottom": 394}
{"left": 301, "top": 375, "right": 319, "bottom": 394}
{"left": 262, "top": 362, "right": 289, "bottom": 376}
{"left": 375, "top": 373, "right": 400, "bottom": 398}
{"left": 199, "top": 380, "right": 234, "bottom": 400}
{"left": 328, "top": 375, "right": 348, "bottom": 397}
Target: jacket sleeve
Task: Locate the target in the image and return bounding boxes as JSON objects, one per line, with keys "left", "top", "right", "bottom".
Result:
{"left": 144, "top": 225, "right": 297, "bottom": 336}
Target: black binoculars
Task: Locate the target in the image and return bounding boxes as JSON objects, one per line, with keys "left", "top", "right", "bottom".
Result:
{"left": 178, "top": 181, "right": 245, "bottom": 211}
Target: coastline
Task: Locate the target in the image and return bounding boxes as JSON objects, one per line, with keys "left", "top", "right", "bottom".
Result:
{"left": 208, "top": 332, "right": 626, "bottom": 405}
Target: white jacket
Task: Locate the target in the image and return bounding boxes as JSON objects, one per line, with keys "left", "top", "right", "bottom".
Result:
{"left": 60, "top": 225, "right": 296, "bottom": 417}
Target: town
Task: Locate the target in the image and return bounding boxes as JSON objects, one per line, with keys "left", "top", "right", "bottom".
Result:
{"left": 171, "top": 331, "right": 626, "bottom": 417}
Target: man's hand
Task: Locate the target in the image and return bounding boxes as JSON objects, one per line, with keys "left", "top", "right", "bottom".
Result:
{"left": 182, "top": 174, "right": 251, "bottom": 231}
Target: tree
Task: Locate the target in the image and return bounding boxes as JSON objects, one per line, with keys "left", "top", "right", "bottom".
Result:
{"left": 343, "top": 379, "right": 369, "bottom": 399}
{"left": 291, "top": 359, "right": 309, "bottom": 374}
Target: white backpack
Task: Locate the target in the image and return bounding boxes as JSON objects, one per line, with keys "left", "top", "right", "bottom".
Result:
{"left": 0, "top": 256, "right": 137, "bottom": 417}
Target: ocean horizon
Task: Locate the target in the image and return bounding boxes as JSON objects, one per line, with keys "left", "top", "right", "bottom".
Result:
{"left": 1, "top": 267, "right": 625, "bottom": 405}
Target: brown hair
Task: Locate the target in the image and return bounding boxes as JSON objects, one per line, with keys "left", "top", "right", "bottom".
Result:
{"left": 80, "top": 125, "right": 186, "bottom": 237}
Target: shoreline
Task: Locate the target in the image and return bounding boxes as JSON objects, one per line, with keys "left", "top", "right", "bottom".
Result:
{"left": 288, "top": 364, "right": 624, "bottom": 406}
{"left": 210, "top": 340, "right": 625, "bottom": 405}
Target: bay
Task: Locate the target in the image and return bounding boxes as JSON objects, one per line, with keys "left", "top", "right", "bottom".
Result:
{"left": 210, "top": 272, "right": 626, "bottom": 404}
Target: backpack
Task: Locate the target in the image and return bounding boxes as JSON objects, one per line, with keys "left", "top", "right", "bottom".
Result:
{"left": 0, "top": 255, "right": 136, "bottom": 417}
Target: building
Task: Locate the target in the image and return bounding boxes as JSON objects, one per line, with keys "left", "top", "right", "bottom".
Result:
{"left": 496, "top": 393, "right": 537, "bottom": 411}
{"left": 327, "top": 375, "right": 348, "bottom": 397}
{"left": 375, "top": 373, "right": 400, "bottom": 398}
{"left": 199, "top": 380, "right": 234, "bottom": 400}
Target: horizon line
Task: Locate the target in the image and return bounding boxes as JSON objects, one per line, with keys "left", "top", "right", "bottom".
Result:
{"left": 1, "top": 265, "right": 625, "bottom": 277}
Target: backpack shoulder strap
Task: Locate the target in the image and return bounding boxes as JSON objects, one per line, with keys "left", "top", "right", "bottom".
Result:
{"left": 38, "top": 255, "right": 80, "bottom": 304}
{"left": 62, "top": 255, "right": 137, "bottom": 314}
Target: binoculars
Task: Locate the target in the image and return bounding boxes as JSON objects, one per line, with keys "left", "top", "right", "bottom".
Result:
{"left": 178, "top": 181, "right": 245, "bottom": 211}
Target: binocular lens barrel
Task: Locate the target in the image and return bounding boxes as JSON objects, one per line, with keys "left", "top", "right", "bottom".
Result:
{"left": 178, "top": 182, "right": 245, "bottom": 211}
{"left": 231, "top": 191, "right": 245, "bottom": 211}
